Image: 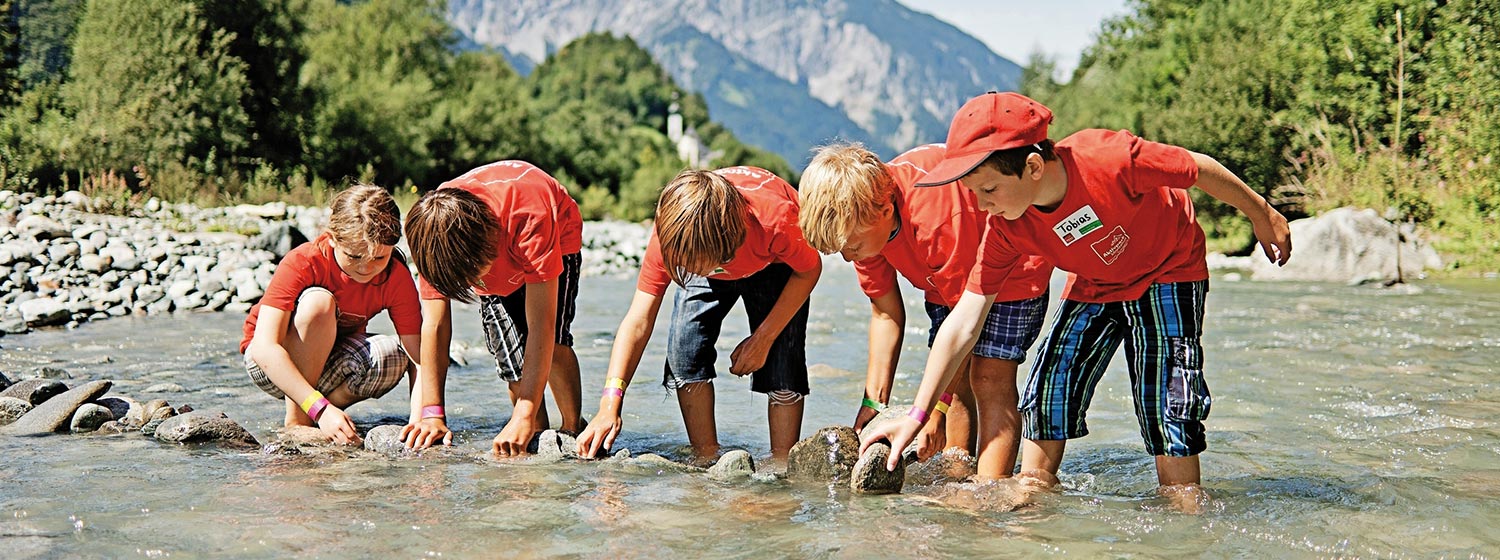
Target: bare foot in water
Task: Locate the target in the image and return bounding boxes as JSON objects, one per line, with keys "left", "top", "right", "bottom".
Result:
{"left": 1158, "top": 483, "right": 1210, "bottom": 514}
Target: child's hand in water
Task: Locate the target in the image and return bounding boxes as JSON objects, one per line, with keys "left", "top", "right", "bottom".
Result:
{"left": 492, "top": 414, "right": 537, "bottom": 458}
{"left": 318, "top": 406, "right": 362, "bottom": 446}
{"left": 576, "top": 413, "right": 622, "bottom": 459}
{"left": 859, "top": 410, "right": 923, "bottom": 471}
{"left": 401, "top": 417, "right": 453, "bottom": 450}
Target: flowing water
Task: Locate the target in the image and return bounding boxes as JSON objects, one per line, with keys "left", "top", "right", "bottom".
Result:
{"left": 2, "top": 262, "right": 1498, "bottom": 558}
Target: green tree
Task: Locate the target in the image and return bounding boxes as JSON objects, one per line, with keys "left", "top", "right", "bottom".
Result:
{"left": 62, "top": 0, "right": 250, "bottom": 177}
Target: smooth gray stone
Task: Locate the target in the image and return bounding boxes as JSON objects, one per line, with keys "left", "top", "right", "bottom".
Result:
{"left": 850, "top": 442, "right": 907, "bottom": 495}
{"left": 28, "top": 366, "right": 72, "bottom": 380}
{"left": 1, "top": 380, "right": 111, "bottom": 436}
{"left": 0, "top": 378, "right": 61, "bottom": 405}
{"left": 0, "top": 371, "right": 11, "bottom": 391}
{"left": 363, "top": 424, "right": 408, "bottom": 456}
{"left": 622, "top": 453, "right": 705, "bottom": 474}
{"left": 527, "top": 429, "right": 581, "bottom": 462}
{"left": 148, "top": 405, "right": 177, "bottom": 422}
{"left": 143, "top": 383, "right": 186, "bottom": 393}
{"left": 786, "top": 426, "right": 860, "bottom": 483}
{"left": 0, "top": 396, "right": 33, "bottom": 425}
{"left": 153, "top": 410, "right": 259, "bottom": 449}
{"left": 708, "top": 449, "right": 756, "bottom": 481}
{"left": 18, "top": 297, "right": 68, "bottom": 327}
{"left": 95, "top": 420, "right": 129, "bottom": 434}
{"left": 70, "top": 403, "right": 114, "bottom": 433}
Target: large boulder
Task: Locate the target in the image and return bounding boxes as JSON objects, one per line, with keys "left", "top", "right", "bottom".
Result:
{"left": 1, "top": 380, "right": 111, "bottom": 436}
{"left": 18, "top": 297, "right": 69, "bottom": 327}
{"left": 153, "top": 410, "right": 260, "bottom": 449}
{"left": 786, "top": 426, "right": 861, "bottom": 484}
{"left": 1250, "top": 207, "right": 1442, "bottom": 284}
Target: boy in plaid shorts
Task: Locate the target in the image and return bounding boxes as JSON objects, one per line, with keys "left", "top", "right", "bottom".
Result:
{"left": 863, "top": 93, "right": 1292, "bottom": 504}
{"left": 798, "top": 142, "right": 1052, "bottom": 480}
{"left": 403, "top": 160, "right": 584, "bottom": 457}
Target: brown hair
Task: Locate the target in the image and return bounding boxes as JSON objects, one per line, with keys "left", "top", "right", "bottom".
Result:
{"left": 655, "top": 169, "right": 746, "bottom": 286}
{"left": 404, "top": 188, "right": 499, "bottom": 303}
{"left": 798, "top": 142, "right": 892, "bottom": 254}
{"left": 327, "top": 184, "right": 402, "bottom": 249}
{"left": 973, "top": 139, "right": 1057, "bottom": 178}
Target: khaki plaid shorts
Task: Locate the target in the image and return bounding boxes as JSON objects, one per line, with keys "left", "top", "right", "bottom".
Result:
{"left": 246, "top": 332, "right": 411, "bottom": 400}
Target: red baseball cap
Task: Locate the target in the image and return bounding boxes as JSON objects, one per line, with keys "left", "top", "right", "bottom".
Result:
{"left": 916, "top": 92, "right": 1054, "bottom": 187}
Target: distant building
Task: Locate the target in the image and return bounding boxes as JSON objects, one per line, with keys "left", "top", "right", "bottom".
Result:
{"left": 666, "top": 102, "right": 722, "bottom": 168}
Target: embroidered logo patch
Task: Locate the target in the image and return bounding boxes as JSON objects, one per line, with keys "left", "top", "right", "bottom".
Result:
{"left": 1090, "top": 225, "right": 1130, "bottom": 265}
{"left": 1052, "top": 205, "right": 1104, "bottom": 246}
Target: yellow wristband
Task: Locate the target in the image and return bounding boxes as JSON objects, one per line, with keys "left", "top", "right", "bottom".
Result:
{"left": 606, "top": 378, "right": 626, "bottom": 390}
{"left": 933, "top": 400, "right": 950, "bottom": 415}
{"left": 299, "top": 391, "right": 325, "bottom": 414}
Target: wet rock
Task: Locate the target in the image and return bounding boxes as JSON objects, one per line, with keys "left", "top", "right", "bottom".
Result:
{"left": 786, "top": 426, "right": 861, "bottom": 483}
{"left": 906, "top": 448, "right": 977, "bottom": 486}
{"left": 70, "top": 403, "right": 114, "bottom": 433}
{"left": 622, "top": 453, "right": 706, "bottom": 474}
{"left": 92, "top": 397, "right": 133, "bottom": 422}
{"left": 149, "top": 405, "right": 177, "bottom": 422}
{"left": 850, "top": 442, "right": 908, "bottom": 495}
{"left": 0, "top": 396, "right": 33, "bottom": 425}
{"left": 1, "top": 379, "right": 64, "bottom": 406}
{"left": 175, "top": 404, "right": 193, "bottom": 414}
{"left": 28, "top": 366, "right": 72, "bottom": 380}
{"left": 95, "top": 420, "right": 129, "bottom": 435}
{"left": 1, "top": 380, "right": 111, "bottom": 436}
{"left": 363, "top": 424, "right": 407, "bottom": 456}
{"left": 154, "top": 410, "right": 260, "bottom": 449}
{"left": 0, "top": 371, "right": 11, "bottom": 391}
{"left": 138, "top": 399, "right": 171, "bottom": 423}
{"left": 143, "top": 383, "right": 186, "bottom": 393}
{"left": 1250, "top": 207, "right": 1443, "bottom": 284}
{"left": 708, "top": 449, "right": 756, "bottom": 481}
{"left": 527, "top": 429, "right": 580, "bottom": 462}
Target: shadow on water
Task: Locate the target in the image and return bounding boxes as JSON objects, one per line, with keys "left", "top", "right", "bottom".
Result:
{"left": 3, "top": 268, "right": 1500, "bottom": 557}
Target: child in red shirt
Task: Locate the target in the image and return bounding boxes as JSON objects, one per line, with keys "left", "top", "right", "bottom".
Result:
{"left": 241, "top": 185, "right": 424, "bottom": 445}
{"left": 863, "top": 93, "right": 1292, "bottom": 505}
{"left": 576, "top": 167, "right": 823, "bottom": 463}
{"left": 402, "top": 161, "right": 585, "bottom": 457}
{"left": 798, "top": 142, "right": 1052, "bottom": 480}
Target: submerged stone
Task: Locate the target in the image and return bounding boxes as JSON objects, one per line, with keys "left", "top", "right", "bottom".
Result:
{"left": 1, "top": 380, "right": 111, "bottom": 436}
{"left": 527, "top": 429, "right": 581, "bottom": 463}
{"left": 363, "top": 424, "right": 407, "bottom": 456}
{"left": 786, "top": 426, "right": 860, "bottom": 483}
{"left": 850, "top": 442, "right": 907, "bottom": 495}
{"left": 622, "top": 453, "right": 705, "bottom": 474}
{"left": 708, "top": 449, "right": 756, "bottom": 481}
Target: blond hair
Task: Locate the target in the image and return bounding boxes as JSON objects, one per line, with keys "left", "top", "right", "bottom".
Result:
{"left": 655, "top": 169, "right": 746, "bottom": 286}
{"left": 404, "top": 188, "right": 500, "bottom": 303}
{"left": 327, "top": 184, "right": 402, "bottom": 249}
{"left": 797, "top": 142, "right": 893, "bottom": 254}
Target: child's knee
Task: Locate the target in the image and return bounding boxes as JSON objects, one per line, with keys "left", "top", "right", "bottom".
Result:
{"left": 293, "top": 288, "right": 338, "bottom": 323}
{"left": 767, "top": 390, "right": 804, "bottom": 406}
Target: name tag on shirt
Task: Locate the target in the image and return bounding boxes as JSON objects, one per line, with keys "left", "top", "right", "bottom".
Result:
{"left": 1052, "top": 205, "right": 1105, "bottom": 246}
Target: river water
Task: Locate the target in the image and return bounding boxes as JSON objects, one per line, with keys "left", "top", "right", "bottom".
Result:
{"left": 2, "top": 262, "right": 1497, "bottom": 558}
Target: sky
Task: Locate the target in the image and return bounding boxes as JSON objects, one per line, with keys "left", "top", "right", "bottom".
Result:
{"left": 902, "top": 0, "right": 1131, "bottom": 79}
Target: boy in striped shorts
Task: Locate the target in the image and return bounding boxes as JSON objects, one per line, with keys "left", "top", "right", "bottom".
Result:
{"left": 863, "top": 93, "right": 1292, "bottom": 507}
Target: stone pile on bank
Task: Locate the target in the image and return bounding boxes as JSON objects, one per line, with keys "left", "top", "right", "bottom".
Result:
{"left": 0, "top": 190, "right": 655, "bottom": 335}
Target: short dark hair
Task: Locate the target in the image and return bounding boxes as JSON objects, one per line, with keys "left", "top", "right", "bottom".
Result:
{"left": 404, "top": 188, "right": 499, "bottom": 303}
{"left": 974, "top": 139, "right": 1057, "bottom": 178}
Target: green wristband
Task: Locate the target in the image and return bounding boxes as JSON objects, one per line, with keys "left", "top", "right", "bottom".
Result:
{"left": 861, "top": 397, "right": 886, "bottom": 412}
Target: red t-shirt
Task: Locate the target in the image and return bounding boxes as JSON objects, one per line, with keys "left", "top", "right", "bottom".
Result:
{"left": 240, "top": 233, "right": 422, "bottom": 352}
{"left": 854, "top": 144, "right": 1051, "bottom": 306}
{"left": 417, "top": 161, "right": 583, "bottom": 299}
{"left": 636, "top": 166, "right": 822, "bottom": 296}
{"left": 968, "top": 129, "right": 1205, "bottom": 303}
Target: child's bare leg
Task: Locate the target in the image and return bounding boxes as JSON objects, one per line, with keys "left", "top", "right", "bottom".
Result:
{"left": 547, "top": 346, "right": 583, "bottom": 433}
{"left": 1018, "top": 438, "right": 1065, "bottom": 488}
{"left": 970, "top": 356, "right": 1022, "bottom": 480}
{"left": 281, "top": 290, "right": 339, "bottom": 427}
{"left": 943, "top": 356, "right": 977, "bottom": 455}
{"left": 676, "top": 381, "right": 719, "bottom": 461}
{"left": 1156, "top": 455, "right": 1207, "bottom": 513}
{"left": 766, "top": 391, "right": 805, "bottom": 461}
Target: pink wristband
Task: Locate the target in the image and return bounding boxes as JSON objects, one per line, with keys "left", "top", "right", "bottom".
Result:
{"left": 421, "top": 405, "right": 445, "bottom": 419}
{"left": 603, "top": 387, "right": 625, "bottom": 399}
{"left": 938, "top": 393, "right": 954, "bottom": 405}
{"left": 306, "top": 398, "right": 330, "bottom": 422}
{"left": 906, "top": 405, "right": 928, "bottom": 424}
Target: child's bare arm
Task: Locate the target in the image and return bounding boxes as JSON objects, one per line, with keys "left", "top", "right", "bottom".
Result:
{"left": 494, "top": 278, "right": 560, "bottom": 457}
{"left": 577, "top": 289, "right": 665, "bottom": 458}
{"left": 857, "top": 291, "right": 905, "bottom": 431}
{"left": 1190, "top": 152, "right": 1293, "bottom": 265}
{"left": 729, "top": 260, "right": 823, "bottom": 375}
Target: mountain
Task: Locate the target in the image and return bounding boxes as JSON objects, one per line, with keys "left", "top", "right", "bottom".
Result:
{"left": 445, "top": 0, "right": 1023, "bottom": 167}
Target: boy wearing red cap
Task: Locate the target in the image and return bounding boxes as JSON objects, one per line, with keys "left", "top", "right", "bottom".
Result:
{"left": 861, "top": 92, "right": 1292, "bottom": 500}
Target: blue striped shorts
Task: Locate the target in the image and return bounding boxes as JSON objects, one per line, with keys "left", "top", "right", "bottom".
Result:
{"left": 925, "top": 291, "right": 1049, "bottom": 363}
{"left": 1020, "top": 280, "right": 1211, "bottom": 457}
